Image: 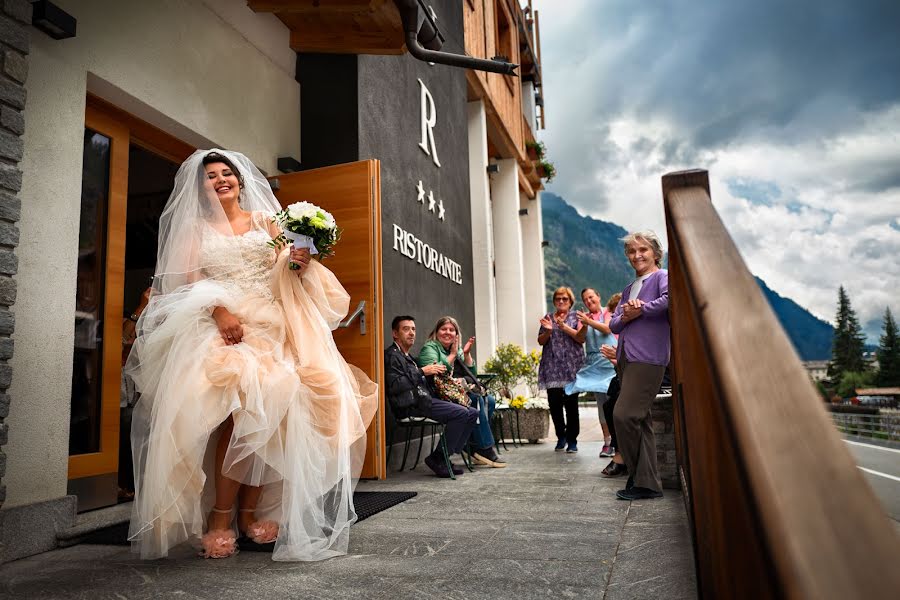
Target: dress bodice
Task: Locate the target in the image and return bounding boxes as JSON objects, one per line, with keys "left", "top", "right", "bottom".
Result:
{"left": 199, "top": 212, "right": 277, "bottom": 300}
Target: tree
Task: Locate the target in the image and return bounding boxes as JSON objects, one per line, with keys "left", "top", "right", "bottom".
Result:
{"left": 836, "top": 370, "right": 873, "bottom": 400}
{"left": 827, "top": 286, "right": 867, "bottom": 381}
{"left": 875, "top": 307, "right": 900, "bottom": 387}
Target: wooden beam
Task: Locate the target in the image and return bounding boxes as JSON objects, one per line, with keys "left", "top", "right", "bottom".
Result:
{"left": 248, "top": 0, "right": 380, "bottom": 13}
{"left": 289, "top": 29, "right": 404, "bottom": 54}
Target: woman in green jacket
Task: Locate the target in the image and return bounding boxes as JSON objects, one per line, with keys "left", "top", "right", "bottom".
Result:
{"left": 418, "top": 316, "right": 506, "bottom": 468}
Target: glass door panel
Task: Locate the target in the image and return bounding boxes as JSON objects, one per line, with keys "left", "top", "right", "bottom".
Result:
{"left": 69, "top": 129, "right": 111, "bottom": 455}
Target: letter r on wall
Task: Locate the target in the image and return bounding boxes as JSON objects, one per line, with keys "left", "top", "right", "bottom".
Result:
{"left": 418, "top": 78, "right": 441, "bottom": 168}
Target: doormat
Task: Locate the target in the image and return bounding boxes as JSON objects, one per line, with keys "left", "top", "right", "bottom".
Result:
{"left": 81, "top": 491, "right": 417, "bottom": 549}
{"left": 354, "top": 491, "right": 417, "bottom": 522}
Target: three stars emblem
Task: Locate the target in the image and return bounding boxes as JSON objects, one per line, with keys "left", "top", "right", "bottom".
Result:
{"left": 415, "top": 180, "right": 446, "bottom": 221}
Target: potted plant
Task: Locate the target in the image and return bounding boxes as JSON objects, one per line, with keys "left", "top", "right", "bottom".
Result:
{"left": 484, "top": 344, "right": 549, "bottom": 443}
{"left": 536, "top": 159, "right": 555, "bottom": 182}
{"left": 507, "top": 395, "right": 551, "bottom": 444}
{"left": 525, "top": 140, "right": 545, "bottom": 161}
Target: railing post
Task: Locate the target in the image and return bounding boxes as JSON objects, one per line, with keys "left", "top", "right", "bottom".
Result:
{"left": 662, "top": 168, "right": 900, "bottom": 599}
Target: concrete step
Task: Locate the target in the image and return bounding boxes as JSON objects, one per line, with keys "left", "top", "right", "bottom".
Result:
{"left": 56, "top": 503, "right": 131, "bottom": 547}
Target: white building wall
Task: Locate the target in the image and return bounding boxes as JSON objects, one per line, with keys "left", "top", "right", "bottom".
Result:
{"left": 7, "top": 0, "right": 300, "bottom": 508}
{"left": 489, "top": 159, "right": 527, "bottom": 351}
{"left": 520, "top": 191, "right": 546, "bottom": 353}
{"left": 467, "top": 101, "right": 498, "bottom": 368}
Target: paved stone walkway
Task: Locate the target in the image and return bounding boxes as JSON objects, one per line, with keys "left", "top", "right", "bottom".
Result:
{"left": 0, "top": 421, "right": 696, "bottom": 599}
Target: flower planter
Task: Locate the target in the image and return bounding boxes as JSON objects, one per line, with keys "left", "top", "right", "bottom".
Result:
{"left": 499, "top": 408, "right": 550, "bottom": 444}
{"left": 526, "top": 146, "right": 540, "bottom": 161}
{"left": 536, "top": 164, "right": 555, "bottom": 181}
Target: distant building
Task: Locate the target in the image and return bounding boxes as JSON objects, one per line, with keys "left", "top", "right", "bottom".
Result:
{"left": 855, "top": 387, "right": 900, "bottom": 399}
{"left": 802, "top": 360, "right": 830, "bottom": 382}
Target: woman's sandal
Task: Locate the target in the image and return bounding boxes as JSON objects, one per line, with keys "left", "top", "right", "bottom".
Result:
{"left": 601, "top": 461, "right": 628, "bottom": 478}
{"left": 239, "top": 508, "right": 279, "bottom": 544}
{"left": 200, "top": 507, "right": 239, "bottom": 559}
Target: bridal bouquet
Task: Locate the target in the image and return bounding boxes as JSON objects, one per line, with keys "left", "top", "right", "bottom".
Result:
{"left": 269, "top": 202, "right": 341, "bottom": 268}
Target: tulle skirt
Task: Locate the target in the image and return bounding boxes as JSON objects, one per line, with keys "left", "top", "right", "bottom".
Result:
{"left": 125, "top": 252, "right": 377, "bottom": 561}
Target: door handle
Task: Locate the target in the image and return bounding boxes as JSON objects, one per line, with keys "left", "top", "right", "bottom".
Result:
{"left": 338, "top": 300, "right": 366, "bottom": 335}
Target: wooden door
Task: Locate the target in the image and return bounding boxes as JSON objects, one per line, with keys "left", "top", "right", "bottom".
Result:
{"left": 272, "top": 161, "right": 385, "bottom": 479}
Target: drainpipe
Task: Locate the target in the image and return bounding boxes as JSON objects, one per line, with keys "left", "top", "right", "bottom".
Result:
{"left": 393, "top": 0, "right": 519, "bottom": 76}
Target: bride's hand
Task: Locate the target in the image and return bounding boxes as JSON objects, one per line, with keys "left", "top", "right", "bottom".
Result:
{"left": 289, "top": 247, "right": 311, "bottom": 276}
{"left": 212, "top": 307, "right": 243, "bottom": 345}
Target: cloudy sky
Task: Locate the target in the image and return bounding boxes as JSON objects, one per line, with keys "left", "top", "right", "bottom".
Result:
{"left": 531, "top": 0, "right": 899, "bottom": 341}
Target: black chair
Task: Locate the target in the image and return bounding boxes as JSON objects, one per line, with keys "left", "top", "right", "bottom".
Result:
{"left": 386, "top": 415, "right": 472, "bottom": 480}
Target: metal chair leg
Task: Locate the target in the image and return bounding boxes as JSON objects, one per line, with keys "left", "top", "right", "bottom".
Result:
{"left": 400, "top": 428, "right": 412, "bottom": 471}
{"left": 461, "top": 441, "right": 475, "bottom": 471}
{"left": 514, "top": 410, "right": 523, "bottom": 447}
{"left": 496, "top": 411, "right": 508, "bottom": 451}
{"left": 491, "top": 413, "right": 502, "bottom": 454}
{"left": 412, "top": 423, "right": 426, "bottom": 469}
{"left": 439, "top": 429, "right": 455, "bottom": 480}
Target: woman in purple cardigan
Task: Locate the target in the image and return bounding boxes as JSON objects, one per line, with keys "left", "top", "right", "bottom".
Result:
{"left": 609, "top": 231, "right": 669, "bottom": 501}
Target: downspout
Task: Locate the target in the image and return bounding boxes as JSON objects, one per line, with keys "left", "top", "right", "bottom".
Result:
{"left": 393, "top": 0, "right": 519, "bottom": 76}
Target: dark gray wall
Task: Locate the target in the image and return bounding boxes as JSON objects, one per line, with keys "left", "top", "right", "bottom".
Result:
{"left": 357, "top": 0, "right": 474, "bottom": 359}
{"left": 0, "top": 0, "right": 31, "bottom": 512}
{"left": 296, "top": 54, "right": 359, "bottom": 171}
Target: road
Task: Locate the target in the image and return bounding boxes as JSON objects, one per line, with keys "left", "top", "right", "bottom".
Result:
{"left": 844, "top": 439, "right": 900, "bottom": 528}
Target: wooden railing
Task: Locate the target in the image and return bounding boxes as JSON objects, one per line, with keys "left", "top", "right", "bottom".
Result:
{"left": 663, "top": 170, "right": 900, "bottom": 598}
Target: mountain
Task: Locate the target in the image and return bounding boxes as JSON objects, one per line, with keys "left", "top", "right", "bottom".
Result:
{"left": 755, "top": 277, "right": 833, "bottom": 360}
{"left": 541, "top": 193, "right": 834, "bottom": 360}
{"left": 541, "top": 192, "right": 633, "bottom": 307}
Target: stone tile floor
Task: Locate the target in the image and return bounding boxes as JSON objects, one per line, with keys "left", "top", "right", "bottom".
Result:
{"left": 0, "top": 409, "right": 697, "bottom": 599}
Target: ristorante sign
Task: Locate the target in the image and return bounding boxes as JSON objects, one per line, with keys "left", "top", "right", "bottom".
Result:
{"left": 392, "top": 223, "right": 463, "bottom": 284}
{"left": 390, "top": 78, "right": 464, "bottom": 285}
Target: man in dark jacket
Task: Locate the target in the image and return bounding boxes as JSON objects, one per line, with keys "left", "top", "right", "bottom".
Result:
{"left": 385, "top": 315, "right": 477, "bottom": 478}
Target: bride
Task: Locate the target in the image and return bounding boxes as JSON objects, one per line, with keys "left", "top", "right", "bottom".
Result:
{"left": 126, "top": 149, "right": 377, "bottom": 561}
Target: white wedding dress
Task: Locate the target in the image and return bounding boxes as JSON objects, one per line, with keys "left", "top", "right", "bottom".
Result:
{"left": 127, "top": 211, "right": 377, "bottom": 561}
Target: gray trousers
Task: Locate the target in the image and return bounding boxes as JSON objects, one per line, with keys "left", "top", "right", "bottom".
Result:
{"left": 613, "top": 355, "right": 665, "bottom": 492}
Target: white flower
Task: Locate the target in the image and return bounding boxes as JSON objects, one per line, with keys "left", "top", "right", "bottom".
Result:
{"left": 286, "top": 201, "right": 318, "bottom": 221}
{"left": 523, "top": 397, "right": 549, "bottom": 410}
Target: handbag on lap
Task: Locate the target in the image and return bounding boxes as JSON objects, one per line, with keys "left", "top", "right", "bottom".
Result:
{"left": 433, "top": 372, "right": 472, "bottom": 407}
{"left": 453, "top": 360, "right": 487, "bottom": 396}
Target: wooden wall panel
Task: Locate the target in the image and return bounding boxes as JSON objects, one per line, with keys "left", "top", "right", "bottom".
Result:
{"left": 464, "top": 0, "right": 527, "bottom": 165}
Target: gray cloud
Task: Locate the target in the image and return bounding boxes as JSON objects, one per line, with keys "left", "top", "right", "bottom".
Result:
{"left": 534, "top": 0, "right": 900, "bottom": 342}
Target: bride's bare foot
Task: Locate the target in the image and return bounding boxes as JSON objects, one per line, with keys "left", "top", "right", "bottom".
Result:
{"left": 238, "top": 508, "right": 278, "bottom": 544}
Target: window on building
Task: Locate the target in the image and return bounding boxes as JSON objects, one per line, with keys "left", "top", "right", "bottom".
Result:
{"left": 494, "top": 1, "right": 516, "bottom": 91}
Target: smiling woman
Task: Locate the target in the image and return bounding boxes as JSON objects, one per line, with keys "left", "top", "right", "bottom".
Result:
{"left": 125, "top": 149, "right": 377, "bottom": 562}
{"left": 608, "top": 230, "right": 669, "bottom": 501}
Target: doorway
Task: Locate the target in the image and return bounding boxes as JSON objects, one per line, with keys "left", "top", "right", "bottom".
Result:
{"left": 67, "top": 97, "right": 192, "bottom": 512}
{"left": 67, "top": 98, "right": 387, "bottom": 515}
